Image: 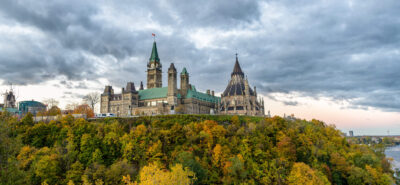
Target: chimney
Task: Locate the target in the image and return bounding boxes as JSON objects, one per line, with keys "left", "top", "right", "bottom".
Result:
{"left": 207, "top": 89, "right": 210, "bottom": 95}
{"left": 211, "top": 90, "right": 215, "bottom": 96}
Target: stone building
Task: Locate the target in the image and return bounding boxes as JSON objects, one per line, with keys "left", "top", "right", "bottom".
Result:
{"left": 100, "top": 41, "right": 220, "bottom": 116}
{"left": 220, "top": 55, "right": 265, "bottom": 116}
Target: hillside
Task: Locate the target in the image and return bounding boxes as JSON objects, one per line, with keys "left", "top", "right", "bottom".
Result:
{"left": 0, "top": 112, "right": 396, "bottom": 185}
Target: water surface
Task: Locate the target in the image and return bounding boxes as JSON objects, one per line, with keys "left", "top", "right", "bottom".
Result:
{"left": 385, "top": 145, "right": 400, "bottom": 170}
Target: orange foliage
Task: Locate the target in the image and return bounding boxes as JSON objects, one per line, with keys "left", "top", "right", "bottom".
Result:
{"left": 73, "top": 104, "right": 94, "bottom": 118}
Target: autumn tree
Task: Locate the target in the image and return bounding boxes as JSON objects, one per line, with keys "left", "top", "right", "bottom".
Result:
{"left": 46, "top": 105, "right": 61, "bottom": 116}
{"left": 74, "top": 104, "right": 94, "bottom": 118}
{"left": 124, "top": 163, "right": 196, "bottom": 185}
{"left": 287, "top": 162, "right": 330, "bottom": 185}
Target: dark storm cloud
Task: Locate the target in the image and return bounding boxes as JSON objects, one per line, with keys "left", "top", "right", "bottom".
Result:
{"left": 0, "top": 0, "right": 399, "bottom": 111}
{"left": 283, "top": 101, "right": 299, "bottom": 106}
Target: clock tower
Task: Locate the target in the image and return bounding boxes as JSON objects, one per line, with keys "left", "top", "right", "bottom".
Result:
{"left": 147, "top": 41, "right": 162, "bottom": 89}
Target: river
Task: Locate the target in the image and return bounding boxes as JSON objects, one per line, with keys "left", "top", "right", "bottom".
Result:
{"left": 385, "top": 145, "right": 400, "bottom": 170}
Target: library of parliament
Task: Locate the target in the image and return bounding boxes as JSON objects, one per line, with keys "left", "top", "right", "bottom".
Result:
{"left": 100, "top": 41, "right": 265, "bottom": 116}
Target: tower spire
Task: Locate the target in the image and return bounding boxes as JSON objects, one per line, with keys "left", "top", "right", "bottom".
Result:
{"left": 149, "top": 41, "right": 160, "bottom": 63}
{"left": 231, "top": 53, "right": 244, "bottom": 77}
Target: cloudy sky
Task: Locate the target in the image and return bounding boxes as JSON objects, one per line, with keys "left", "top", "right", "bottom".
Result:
{"left": 0, "top": 0, "right": 399, "bottom": 135}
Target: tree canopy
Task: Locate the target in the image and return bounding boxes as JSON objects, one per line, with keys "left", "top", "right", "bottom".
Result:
{"left": 0, "top": 113, "right": 396, "bottom": 184}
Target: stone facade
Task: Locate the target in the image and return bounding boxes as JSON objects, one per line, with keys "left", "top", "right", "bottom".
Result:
{"left": 220, "top": 55, "right": 265, "bottom": 116}
{"left": 101, "top": 41, "right": 220, "bottom": 116}
{"left": 100, "top": 41, "right": 265, "bottom": 117}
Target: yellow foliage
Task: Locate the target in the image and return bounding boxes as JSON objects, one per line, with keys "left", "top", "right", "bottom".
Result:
{"left": 287, "top": 162, "right": 330, "bottom": 185}
{"left": 147, "top": 140, "right": 163, "bottom": 160}
{"left": 134, "top": 125, "right": 147, "bottom": 137}
{"left": 17, "top": 146, "right": 37, "bottom": 169}
{"left": 82, "top": 175, "right": 92, "bottom": 185}
{"left": 124, "top": 163, "right": 196, "bottom": 185}
{"left": 212, "top": 144, "right": 222, "bottom": 167}
{"left": 94, "top": 179, "right": 104, "bottom": 185}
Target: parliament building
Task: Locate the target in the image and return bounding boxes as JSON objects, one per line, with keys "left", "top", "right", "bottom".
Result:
{"left": 100, "top": 41, "right": 264, "bottom": 116}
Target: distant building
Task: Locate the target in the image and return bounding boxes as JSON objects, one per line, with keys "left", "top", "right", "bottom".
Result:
{"left": 19, "top": 100, "right": 46, "bottom": 116}
{"left": 3, "top": 90, "right": 16, "bottom": 108}
{"left": 0, "top": 88, "right": 18, "bottom": 115}
{"left": 349, "top": 130, "right": 354, "bottom": 137}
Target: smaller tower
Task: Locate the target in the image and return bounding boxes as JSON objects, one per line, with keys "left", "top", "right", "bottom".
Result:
{"left": 139, "top": 81, "right": 144, "bottom": 90}
{"left": 125, "top": 82, "right": 136, "bottom": 92}
{"left": 167, "top": 63, "right": 178, "bottom": 109}
{"left": 100, "top": 86, "right": 114, "bottom": 113}
{"left": 244, "top": 76, "right": 250, "bottom": 112}
{"left": 180, "top": 67, "right": 189, "bottom": 97}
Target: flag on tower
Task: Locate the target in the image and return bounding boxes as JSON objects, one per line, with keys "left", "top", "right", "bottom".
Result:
{"left": 152, "top": 33, "right": 155, "bottom": 37}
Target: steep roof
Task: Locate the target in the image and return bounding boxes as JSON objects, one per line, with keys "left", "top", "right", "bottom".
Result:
{"left": 137, "top": 86, "right": 219, "bottom": 103}
{"left": 149, "top": 41, "right": 160, "bottom": 62}
{"left": 223, "top": 56, "right": 254, "bottom": 97}
{"left": 138, "top": 87, "right": 182, "bottom": 100}
{"left": 231, "top": 55, "right": 244, "bottom": 77}
{"left": 138, "top": 87, "right": 167, "bottom": 100}
{"left": 18, "top": 101, "right": 46, "bottom": 112}
{"left": 186, "top": 88, "right": 220, "bottom": 103}
{"left": 181, "top": 67, "right": 188, "bottom": 75}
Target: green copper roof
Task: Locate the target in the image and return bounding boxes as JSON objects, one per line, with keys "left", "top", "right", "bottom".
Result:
{"left": 137, "top": 86, "right": 217, "bottom": 103}
{"left": 149, "top": 41, "right": 160, "bottom": 62}
{"left": 181, "top": 67, "right": 188, "bottom": 75}
{"left": 186, "top": 89, "right": 220, "bottom": 103}
{"left": 18, "top": 100, "right": 46, "bottom": 112}
{"left": 138, "top": 87, "right": 167, "bottom": 100}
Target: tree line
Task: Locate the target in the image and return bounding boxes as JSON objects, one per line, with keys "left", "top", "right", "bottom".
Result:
{"left": 0, "top": 112, "right": 396, "bottom": 184}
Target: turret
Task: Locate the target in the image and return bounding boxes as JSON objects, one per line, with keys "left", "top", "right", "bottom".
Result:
{"left": 125, "top": 82, "right": 137, "bottom": 93}
{"left": 103, "top": 86, "right": 114, "bottom": 95}
{"left": 168, "top": 63, "right": 177, "bottom": 96}
{"left": 101, "top": 86, "right": 114, "bottom": 113}
{"left": 167, "top": 63, "right": 178, "bottom": 110}
{"left": 244, "top": 77, "right": 250, "bottom": 97}
{"left": 180, "top": 67, "right": 189, "bottom": 97}
{"left": 139, "top": 81, "right": 144, "bottom": 90}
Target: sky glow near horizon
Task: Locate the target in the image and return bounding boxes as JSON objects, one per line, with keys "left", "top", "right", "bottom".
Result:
{"left": 0, "top": 0, "right": 399, "bottom": 135}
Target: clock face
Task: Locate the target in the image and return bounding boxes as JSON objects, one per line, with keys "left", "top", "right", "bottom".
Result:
{"left": 151, "top": 63, "right": 154, "bottom": 68}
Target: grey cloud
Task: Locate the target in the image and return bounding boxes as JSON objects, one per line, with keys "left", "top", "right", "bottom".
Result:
{"left": 0, "top": 0, "right": 400, "bottom": 112}
{"left": 283, "top": 101, "right": 299, "bottom": 106}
